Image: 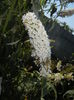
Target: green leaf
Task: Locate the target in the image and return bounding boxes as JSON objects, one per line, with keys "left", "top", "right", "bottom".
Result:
{"left": 2, "top": 0, "right": 16, "bottom": 33}
{"left": 41, "top": 77, "right": 57, "bottom": 100}
{"left": 40, "top": 0, "right": 46, "bottom": 6}
{"left": 7, "top": 40, "right": 20, "bottom": 45}
{"left": 63, "top": 90, "right": 74, "bottom": 100}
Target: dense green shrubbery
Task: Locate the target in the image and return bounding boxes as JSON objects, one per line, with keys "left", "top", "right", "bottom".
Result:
{"left": 0, "top": 0, "right": 74, "bottom": 100}
{"left": 0, "top": 0, "right": 32, "bottom": 99}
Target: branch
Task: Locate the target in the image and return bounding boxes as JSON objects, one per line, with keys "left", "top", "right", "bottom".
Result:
{"left": 67, "top": 0, "right": 74, "bottom": 3}
{"left": 59, "top": 8, "right": 74, "bottom": 17}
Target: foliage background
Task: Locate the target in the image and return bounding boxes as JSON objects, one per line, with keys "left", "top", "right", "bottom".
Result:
{"left": 0, "top": 0, "right": 74, "bottom": 100}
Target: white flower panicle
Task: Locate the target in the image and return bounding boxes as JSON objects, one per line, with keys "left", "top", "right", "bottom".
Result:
{"left": 59, "top": 9, "right": 74, "bottom": 17}
{"left": 22, "top": 12, "right": 51, "bottom": 76}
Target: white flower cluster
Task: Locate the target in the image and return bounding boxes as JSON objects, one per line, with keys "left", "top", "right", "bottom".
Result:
{"left": 54, "top": 73, "right": 64, "bottom": 82}
{"left": 22, "top": 12, "right": 51, "bottom": 76}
